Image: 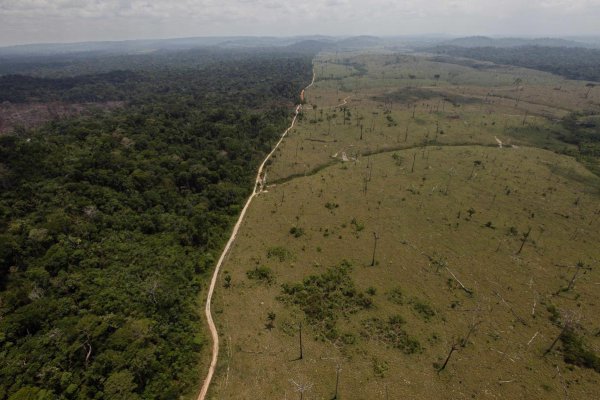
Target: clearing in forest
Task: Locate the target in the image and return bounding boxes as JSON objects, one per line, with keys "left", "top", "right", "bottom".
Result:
{"left": 208, "top": 51, "right": 600, "bottom": 399}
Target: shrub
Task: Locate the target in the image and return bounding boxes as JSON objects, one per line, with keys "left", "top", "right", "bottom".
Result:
{"left": 361, "top": 316, "right": 422, "bottom": 354}
{"left": 279, "top": 261, "right": 371, "bottom": 340}
{"left": 386, "top": 287, "right": 404, "bottom": 305}
{"left": 560, "top": 328, "right": 600, "bottom": 373}
{"left": 410, "top": 299, "right": 436, "bottom": 321}
{"left": 246, "top": 266, "right": 275, "bottom": 285}
{"left": 289, "top": 226, "right": 305, "bottom": 238}
{"left": 325, "top": 202, "right": 339, "bottom": 210}
{"left": 267, "top": 246, "right": 293, "bottom": 262}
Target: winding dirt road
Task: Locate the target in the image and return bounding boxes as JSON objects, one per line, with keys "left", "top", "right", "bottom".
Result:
{"left": 196, "top": 70, "right": 316, "bottom": 400}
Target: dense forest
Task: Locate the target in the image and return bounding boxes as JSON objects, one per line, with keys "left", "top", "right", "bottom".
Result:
{"left": 0, "top": 49, "right": 313, "bottom": 399}
{"left": 429, "top": 45, "right": 600, "bottom": 82}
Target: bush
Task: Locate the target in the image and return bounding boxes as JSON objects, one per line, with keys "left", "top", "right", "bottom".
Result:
{"left": 386, "top": 287, "right": 404, "bottom": 305}
{"left": 361, "top": 316, "right": 422, "bottom": 354}
{"left": 289, "top": 226, "right": 305, "bottom": 238}
{"left": 246, "top": 266, "right": 275, "bottom": 285}
{"left": 560, "top": 328, "right": 600, "bottom": 373}
{"left": 267, "top": 246, "right": 293, "bottom": 262}
{"left": 410, "top": 299, "right": 436, "bottom": 321}
{"left": 325, "top": 202, "right": 339, "bottom": 210}
{"left": 279, "top": 261, "right": 371, "bottom": 340}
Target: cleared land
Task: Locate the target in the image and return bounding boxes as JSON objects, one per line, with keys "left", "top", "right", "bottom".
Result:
{"left": 208, "top": 52, "right": 600, "bottom": 399}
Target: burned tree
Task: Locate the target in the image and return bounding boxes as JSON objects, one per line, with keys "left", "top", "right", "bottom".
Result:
{"left": 437, "top": 341, "right": 460, "bottom": 373}
{"left": 516, "top": 227, "right": 532, "bottom": 255}
{"left": 371, "top": 232, "right": 380, "bottom": 267}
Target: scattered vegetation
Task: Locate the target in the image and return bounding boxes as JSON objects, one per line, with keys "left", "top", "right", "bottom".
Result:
{"left": 279, "top": 261, "right": 373, "bottom": 340}
{"left": 361, "top": 315, "right": 422, "bottom": 354}
{"left": 386, "top": 287, "right": 404, "bottom": 305}
{"left": 246, "top": 266, "right": 275, "bottom": 285}
{"left": 409, "top": 299, "right": 436, "bottom": 321}
{"left": 560, "top": 328, "right": 600, "bottom": 373}
{"left": 267, "top": 246, "right": 294, "bottom": 262}
{"left": 289, "top": 226, "right": 305, "bottom": 238}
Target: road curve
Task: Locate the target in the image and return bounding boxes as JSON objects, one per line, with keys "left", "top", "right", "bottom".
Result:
{"left": 196, "top": 69, "right": 316, "bottom": 400}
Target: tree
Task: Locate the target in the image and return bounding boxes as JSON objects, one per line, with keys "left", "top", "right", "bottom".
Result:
{"left": 437, "top": 341, "right": 459, "bottom": 373}
{"left": 516, "top": 227, "right": 532, "bottom": 255}
{"left": 104, "top": 370, "right": 140, "bottom": 400}
{"left": 585, "top": 83, "right": 596, "bottom": 99}
{"left": 468, "top": 160, "right": 482, "bottom": 180}
{"left": 371, "top": 232, "right": 379, "bottom": 266}
{"left": 566, "top": 261, "right": 589, "bottom": 292}
{"left": 333, "top": 364, "right": 342, "bottom": 399}
{"left": 544, "top": 310, "right": 576, "bottom": 356}
{"left": 266, "top": 312, "right": 276, "bottom": 330}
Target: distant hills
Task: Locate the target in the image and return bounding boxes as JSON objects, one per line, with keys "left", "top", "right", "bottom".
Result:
{"left": 0, "top": 36, "right": 338, "bottom": 57}
{"left": 1, "top": 35, "right": 599, "bottom": 58}
{"left": 435, "top": 35, "right": 599, "bottom": 49}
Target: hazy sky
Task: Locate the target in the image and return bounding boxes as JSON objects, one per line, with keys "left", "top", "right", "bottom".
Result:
{"left": 1, "top": 0, "right": 600, "bottom": 46}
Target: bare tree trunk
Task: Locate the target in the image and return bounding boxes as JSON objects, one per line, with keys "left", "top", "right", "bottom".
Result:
{"left": 371, "top": 232, "right": 379, "bottom": 266}
{"left": 438, "top": 343, "right": 458, "bottom": 373}
{"left": 566, "top": 262, "right": 584, "bottom": 291}
{"left": 545, "top": 325, "right": 568, "bottom": 356}
{"left": 299, "top": 322, "right": 303, "bottom": 360}
{"left": 516, "top": 227, "right": 532, "bottom": 255}
{"left": 333, "top": 365, "right": 341, "bottom": 399}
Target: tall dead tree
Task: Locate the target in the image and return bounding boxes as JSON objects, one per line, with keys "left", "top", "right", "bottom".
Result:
{"left": 566, "top": 261, "right": 589, "bottom": 292}
{"left": 371, "top": 232, "right": 379, "bottom": 266}
{"left": 544, "top": 311, "right": 576, "bottom": 356}
{"left": 585, "top": 83, "right": 596, "bottom": 99}
{"left": 437, "top": 341, "right": 459, "bottom": 373}
{"left": 461, "top": 318, "right": 482, "bottom": 347}
{"left": 298, "top": 322, "right": 304, "bottom": 360}
{"left": 516, "top": 227, "right": 532, "bottom": 255}
{"left": 333, "top": 364, "right": 341, "bottom": 399}
{"left": 468, "top": 160, "right": 482, "bottom": 180}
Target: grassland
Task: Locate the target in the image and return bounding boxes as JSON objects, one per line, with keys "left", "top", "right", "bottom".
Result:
{"left": 207, "top": 51, "right": 600, "bottom": 399}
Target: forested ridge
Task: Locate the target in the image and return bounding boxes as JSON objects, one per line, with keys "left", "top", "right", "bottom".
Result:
{"left": 0, "top": 50, "right": 313, "bottom": 400}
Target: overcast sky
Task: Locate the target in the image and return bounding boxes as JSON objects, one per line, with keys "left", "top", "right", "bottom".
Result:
{"left": 1, "top": 0, "right": 600, "bottom": 46}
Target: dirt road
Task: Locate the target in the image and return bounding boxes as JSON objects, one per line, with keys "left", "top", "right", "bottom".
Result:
{"left": 196, "top": 70, "right": 316, "bottom": 400}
